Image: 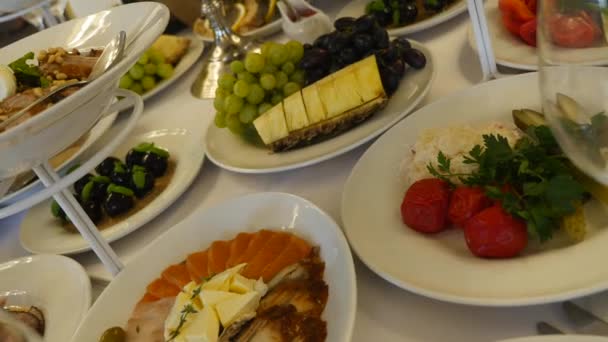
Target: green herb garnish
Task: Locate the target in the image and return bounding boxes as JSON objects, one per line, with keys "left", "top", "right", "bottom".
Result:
{"left": 113, "top": 161, "right": 126, "bottom": 173}
{"left": 132, "top": 142, "right": 169, "bottom": 158}
{"left": 8, "top": 52, "right": 48, "bottom": 88}
{"left": 428, "top": 126, "right": 586, "bottom": 242}
{"left": 92, "top": 175, "right": 111, "bottom": 183}
{"left": 132, "top": 170, "right": 146, "bottom": 189}
{"left": 81, "top": 181, "right": 94, "bottom": 202}
{"left": 366, "top": 0, "right": 385, "bottom": 13}
{"left": 167, "top": 304, "right": 198, "bottom": 341}
{"left": 106, "top": 184, "right": 134, "bottom": 197}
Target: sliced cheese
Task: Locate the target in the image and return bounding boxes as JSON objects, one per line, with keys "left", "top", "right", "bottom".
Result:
{"left": 230, "top": 274, "right": 256, "bottom": 294}
{"left": 301, "top": 85, "right": 326, "bottom": 124}
{"left": 333, "top": 70, "right": 364, "bottom": 110}
{"left": 199, "top": 290, "right": 240, "bottom": 308}
{"left": 202, "top": 263, "right": 246, "bottom": 291}
{"left": 164, "top": 290, "right": 197, "bottom": 340}
{"left": 215, "top": 292, "right": 260, "bottom": 327}
{"left": 283, "top": 91, "right": 309, "bottom": 132}
{"left": 181, "top": 306, "right": 220, "bottom": 342}
{"left": 253, "top": 104, "right": 289, "bottom": 145}
{"left": 354, "top": 55, "right": 384, "bottom": 102}
{"left": 316, "top": 76, "right": 342, "bottom": 118}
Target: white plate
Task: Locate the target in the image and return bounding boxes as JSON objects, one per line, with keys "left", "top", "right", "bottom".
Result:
{"left": 141, "top": 36, "right": 205, "bottom": 101}
{"left": 71, "top": 192, "right": 357, "bottom": 341}
{"left": 337, "top": 0, "right": 467, "bottom": 36}
{"left": 199, "top": 19, "right": 283, "bottom": 43}
{"left": 20, "top": 128, "right": 205, "bottom": 255}
{"left": 498, "top": 337, "right": 608, "bottom": 342}
{"left": 0, "top": 254, "right": 91, "bottom": 342}
{"left": 467, "top": 0, "right": 608, "bottom": 71}
{"left": 342, "top": 72, "right": 608, "bottom": 306}
{"left": 205, "top": 40, "right": 435, "bottom": 174}
{"left": 0, "top": 113, "right": 117, "bottom": 205}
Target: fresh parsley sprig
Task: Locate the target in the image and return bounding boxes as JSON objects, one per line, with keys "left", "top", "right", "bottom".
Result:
{"left": 167, "top": 304, "right": 198, "bottom": 341}
{"left": 428, "top": 126, "right": 586, "bottom": 241}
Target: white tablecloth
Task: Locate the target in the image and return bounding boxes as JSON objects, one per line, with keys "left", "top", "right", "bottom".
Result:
{"left": 0, "top": 3, "right": 583, "bottom": 341}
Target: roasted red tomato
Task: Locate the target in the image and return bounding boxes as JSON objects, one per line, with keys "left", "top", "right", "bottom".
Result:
{"left": 464, "top": 205, "right": 528, "bottom": 258}
{"left": 519, "top": 18, "right": 537, "bottom": 47}
{"left": 447, "top": 186, "right": 492, "bottom": 227}
{"left": 401, "top": 178, "right": 451, "bottom": 233}
{"left": 549, "top": 11, "right": 600, "bottom": 48}
{"left": 524, "top": 0, "right": 537, "bottom": 13}
{"left": 502, "top": 15, "right": 526, "bottom": 36}
{"left": 499, "top": 0, "right": 535, "bottom": 21}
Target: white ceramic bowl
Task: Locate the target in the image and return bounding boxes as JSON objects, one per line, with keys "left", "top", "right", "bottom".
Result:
{"left": 0, "top": 2, "right": 169, "bottom": 178}
{"left": 72, "top": 192, "right": 357, "bottom": 342}
{"left": 0, "top": 254, "right": 91, "bottom": 342}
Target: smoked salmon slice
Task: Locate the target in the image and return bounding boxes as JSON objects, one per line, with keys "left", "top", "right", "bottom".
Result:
{"left": 234, "top": 230, "right": 276, "bottom": 266}
{"left": 161, "top": 263, "right": 191, "bottom": 289}
{"left": 226, "top": 232, "right": 253, "bottom": 267}
{"left": 207, "top": 240, "right": 231, "bottom": 276}
{"left": 146, "top": 277, "right": 180, "bottom": 299}
{"left": 186, "top": 250, "right": 209, "bottom": 283}
{"left": 242, "top": 232, "right": 291, "bottom": 279}
{"left": 259, "top": 235, "right": 313, "bottom": 281}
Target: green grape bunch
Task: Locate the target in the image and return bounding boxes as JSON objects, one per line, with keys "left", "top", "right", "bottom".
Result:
{"left": 213, "top": 40, "right": 307, "bottom": 142}
{"left": 119, "top": 49, "right": 175, "bottom": 95}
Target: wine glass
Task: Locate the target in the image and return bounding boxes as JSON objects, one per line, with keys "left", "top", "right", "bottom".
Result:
{"left": 538, "top": 0, "right": 608, "bottom": 184}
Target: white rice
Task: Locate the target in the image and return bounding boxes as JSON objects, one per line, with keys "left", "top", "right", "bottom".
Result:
{"left": 403, "top": 122, "right": 522, "bottom": 184}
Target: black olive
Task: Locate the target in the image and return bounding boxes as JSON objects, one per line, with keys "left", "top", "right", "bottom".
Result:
{"left": 79, "top": 199, "right": 103, "bottom": 223}
{"left": 110, "top": 170, "right": 132, "bottom": 188}
{"left": 299, "top": 47, "right": 330, "bottom": 70}
{"left": 313, "top": 33, "right": 333, "bottom": 50}
{"left": 339, "top": 47, "right": 359, "bottom": 65}
{"left": 399, "top": 3, "right": 418, "bottom": 24}
{"left": 303, "top": 43, "right": 313, "bottom": 50}
{"left": 81, "top": 178, "right": 110, "bottom": 203}
{"left": 371, "top": 11, "right": 392, "bottom": 27}
{"left": 353, "top": 34, "right": 374, "bottom": 53}
{"left": 125, "top": 149, "right": 146, "bottom": 169}
{"left": 327, "top": 31, "right": 350, "bottom": 54}
{"left": 96, "top": 157, "right": 123, "bottom": 177}
{"left": 73, "top": 173, "right": 93, "bottom": 196}
{"left": 334, "top": 17, "right": 356, "bottom": 31}
{"left": 354, "top": 14, "right": 376, "bottom": 33}
{"left": 372, "top": 25, "right": 390, "bottom": 49}
{"left": 130, "top": 166, "right": 155, "bottom": 198}
{"left": 141, "top": 152, "right": 168, "bottom": 178}
{"left": 104, "top": 192, "right": 134, "bottom": 217}
{"left": 402, "top": 48, "right": 427, "bottom": 69}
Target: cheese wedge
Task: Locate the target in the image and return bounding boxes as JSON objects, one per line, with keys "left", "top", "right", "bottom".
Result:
{"left": 253, "top": 55, "right": 388, "bottom": 152}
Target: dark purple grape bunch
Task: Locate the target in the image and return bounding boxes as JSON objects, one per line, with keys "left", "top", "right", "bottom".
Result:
{"left": 299, "top": 14, "right": 427, "bottom": 96}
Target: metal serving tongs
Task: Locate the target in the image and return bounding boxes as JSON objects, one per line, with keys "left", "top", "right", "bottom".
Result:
{"left": 191, "top": 0, "right": 262, "bottom": 99}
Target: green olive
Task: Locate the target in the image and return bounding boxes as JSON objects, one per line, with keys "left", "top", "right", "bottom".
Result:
{"left": 99, "top": 327, "right": 126, "bottom": 342}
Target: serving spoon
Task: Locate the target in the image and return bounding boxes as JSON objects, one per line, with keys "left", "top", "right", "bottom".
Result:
{"left": 0, "top": 30, "right": 126, "bottom": 132}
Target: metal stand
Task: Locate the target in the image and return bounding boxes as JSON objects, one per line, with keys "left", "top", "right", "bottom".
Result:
{"left": 0, "top": 89, "right": 144, "bottom": 276}
{"left": 466, "top": 0, "right": 500, "bottom": 81}
{"left": 191, "top": 0, "right": 262, "bottom": 98}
